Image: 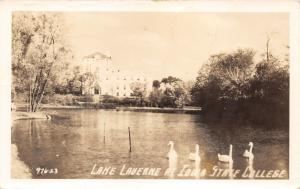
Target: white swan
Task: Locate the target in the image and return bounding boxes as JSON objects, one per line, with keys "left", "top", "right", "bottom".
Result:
{"left": 243, "top": 142, "right": 254, "bottom": 160}
{"left": 188, "top": 144, "right": 201, "bottom": 162}
{"left": 218, "top": 144, "right": 233, "bottom": 163}
{"left": 166, "top": 141, "right": 177, "bottom": 178}
{"left": 167, "top": 141, "right": 177, "bottom": 160}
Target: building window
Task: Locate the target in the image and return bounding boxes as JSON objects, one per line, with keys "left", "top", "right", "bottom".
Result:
{"left": 123, "top": 78, "right": 126, "bottom": 80}
{"left": 117, "top": 86, "right": 119, "bottom": 90}
{"left": 123, "top": 94, "right": 126, "bottom": 96}
{"left": 116, "top": 92, "right": 119, "bottom": 96}
{"left": 124, "top": 85, "right": 126, "bottom": 90}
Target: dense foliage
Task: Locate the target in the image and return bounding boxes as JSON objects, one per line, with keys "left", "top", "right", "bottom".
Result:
{"left": 12, "top": 13, "right": 70, "bottom": 111}
{"left": 148, "top": 76, "right": 191, "bottom": 108}
{"left": 191, "top": 49, "right": 289, "bottom": 127}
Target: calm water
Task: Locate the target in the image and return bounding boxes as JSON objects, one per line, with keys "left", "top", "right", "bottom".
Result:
{"left": 11, "top": 109, "right": 289, "bottom": 179}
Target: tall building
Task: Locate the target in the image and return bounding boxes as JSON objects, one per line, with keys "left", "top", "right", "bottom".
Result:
{"left": 82, "top": 52, "right": 152, "bottom": 100}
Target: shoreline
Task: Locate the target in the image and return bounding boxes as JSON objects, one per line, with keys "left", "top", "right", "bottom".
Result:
{"left": 11, "top": 144, "right": 32, "bottom": 179}
{"left": 116, "top": 106, "right": 201, "bottom": 114}
{"left": 14, "top": 104, "right": 202, "bottom": 114}
{"left": 12, "top": 111, "right": 51, "bottom": 121}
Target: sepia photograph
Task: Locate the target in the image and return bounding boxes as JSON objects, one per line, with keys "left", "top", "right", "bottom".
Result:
{"left": 9, "top": 10, "right": 291, "bottom": 180}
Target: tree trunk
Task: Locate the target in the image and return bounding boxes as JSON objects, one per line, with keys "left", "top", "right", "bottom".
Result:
{"left": 29, "top": 80, "right": 32, "bottom": 112}
{"left": 32, "top": 61, "right": 55, "bottom": 112}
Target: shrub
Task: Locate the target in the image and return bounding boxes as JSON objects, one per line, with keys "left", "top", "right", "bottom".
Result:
{"left": 102, "top": 95, "right": 120, "bottom": 104}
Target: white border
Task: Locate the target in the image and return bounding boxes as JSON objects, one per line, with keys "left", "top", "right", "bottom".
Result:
{"left": 0, "top": 1, "right": 299, "bottom": 189}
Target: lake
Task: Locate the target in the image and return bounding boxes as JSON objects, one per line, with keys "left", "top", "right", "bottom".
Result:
{"left": 11, "top": 109, "right": 289, "bottom": 179}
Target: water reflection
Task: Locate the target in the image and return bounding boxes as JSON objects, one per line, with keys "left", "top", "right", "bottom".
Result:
{"left": 248, "top": 159, "right": 255, "bottom": 179}
{"left": 11, "top": 109, "right": 289, "bottom": 179}
{"left": 229, "top": 162, "right": 233, "bottom": 179}
{"left": 103, "top": 123, "right": 106, "bottom": 144}
{"left": 194, "top": 156, "right": 201, "bottom": 179}
{"left": 215, "top": 161, "right": 234, "bottom": 179}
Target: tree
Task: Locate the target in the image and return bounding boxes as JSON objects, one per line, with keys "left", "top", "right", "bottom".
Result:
{"left": 247, "top": 53, "right": 289, "bottom": 125}
{"left": 67, "top": 66, "right": 84, "bottom": 95}
{"left": 191, "top": 49, "right": 255, "bottom": 120}
{"left": 81, "top": 71, "right": 96, "bottom": 95}
{"left": 149, "top": 80, "right": 162, "bottom": 107}
{"left": 130, "top": 82, "right": 147, "bottom": 106}
{"left": 209, "top": 49, "right": 255, "bottom": 100}
{"left": 191, "top": 49, "right": 255, "bottom": 107}
{"left": 152, "top": 80, "right": 161, "bottom": 89}
{"left": 182, "top": 80, "right": 194, "bottom": 105}
{"left": 191, "top": 48, "right": 289, "bottom": 126}
{"left": 160, "top": 76, "right": 186, "bottom": 108}
{"left": 12, "top": 12, "right": 70, "bottom": 112}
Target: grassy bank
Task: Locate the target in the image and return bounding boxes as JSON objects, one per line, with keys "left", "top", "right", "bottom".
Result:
{"left": 12, "top": 111, "right": 51, "bottom": 121}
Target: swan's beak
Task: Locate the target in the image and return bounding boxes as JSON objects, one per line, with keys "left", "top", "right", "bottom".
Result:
{"left": 168, "top": 141, "right": 172, "bottom": 146}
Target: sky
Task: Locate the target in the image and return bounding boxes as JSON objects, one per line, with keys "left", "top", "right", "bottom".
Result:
{"left": 63, "top": 12, "right": 289, "bottom": 81}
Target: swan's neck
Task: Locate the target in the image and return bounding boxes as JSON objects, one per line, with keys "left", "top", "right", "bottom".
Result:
{"left": 249, "top": 144, "right": 253, "bottom": 153}
{"left": 169, "top": 144, "right": 174, "bottom": 151}
{"left": 229, "top": 145, "right": 232, "bottom": 157}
